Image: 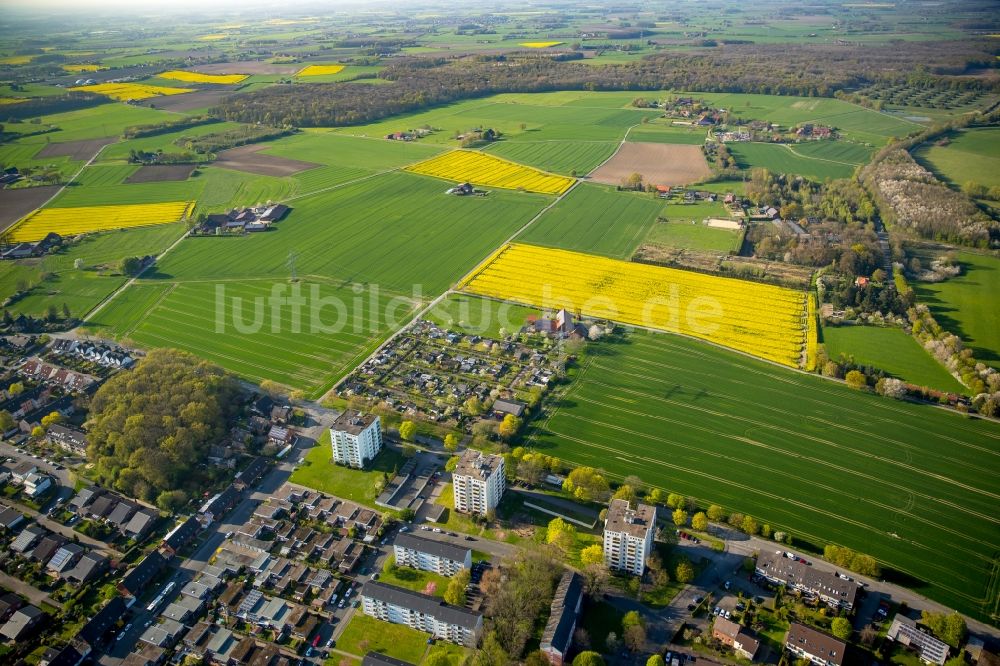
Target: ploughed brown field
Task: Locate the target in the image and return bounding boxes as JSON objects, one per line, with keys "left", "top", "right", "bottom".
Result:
{"left": 0, "top": 186, "right": 61, "bottom": 232}
{"left": 213, "top": 144, "right": 321, "bottom": 177}
{"left": 589, "top": 142, "right": 712, "bottom": 187}
{"left": 141, "top": 89, "right": 234, "bottom": 113}
{"left": 125, "top": 165, "right": 194, "bottom": 183}
{"left": 36, "top": 137, "right": 116, "bottom": 162}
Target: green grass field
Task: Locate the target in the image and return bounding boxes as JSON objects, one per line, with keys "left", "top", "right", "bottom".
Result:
{"left": 483, "top": 140, "right": 617, "bottom": 176}
{"left": 116, "top": 279, "right": 410, "bottom": 395}
{"left": 528, "top": 331, "right": 1000, "bottom": 623}
{"left": 517, "top": 183, "right": 665, "bottom": 258}
{"left": 290, "top": 433, "right": 406, "bottom": 505}
{"left": 627, "top": 125, "right": 709, "bottom": 145}
{"left": 913, "top": 252, "right": 1000, "bottom": 369}
{"left": 821, "top": 325, "right": 966, "bottom": 393}
{"left": 378, "top": 563, "right": 451, "bottom": 598}
{"left": 336, "top": 613, "right": 432, "bottom": 664}
{"left": 913, "top": 128, "right": 1000, "bottom": 190}
{"left": 728, "top": 142, "right": 856, "bottom": 181}
{"left": 643, "top": 219, "right": 743, "bottom": 253}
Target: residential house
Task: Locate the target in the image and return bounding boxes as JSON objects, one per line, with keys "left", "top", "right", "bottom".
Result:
{"left": 393, "top": 533, "right": 471, "bottom": 576}
{"left": 1, "top": 604, "right": 45, "bottom": 641}
{"left": 713, "top": 617, "right": 761, "bottom": 660}
{"left": 0, "top": 593, "right": 22, "bottom": 624}
{"left": 46, "top": 425, "right": 88, "bottom": 456}
{"left": 23, "top": 472, "right": 53, "bottom": 497}
{"left": 886, "top": 616, "right": 949, "bottom": 666}
{"left": 118, "top": 551, "right": 167, "bottom": 597}
{"left": 330, "top": 410, "right": 382, "bottom": 469}
{"left": 121, "top": 644, "right": 165, "bottom": 666}
{"left": 361, "top": 582, "right": 483, "bottom": 647}
{"left": 78, "top": 597, "right": 126, "bottom": 652}
{"left": 492, "top": 399, "right": 526, "bottom": 419}
{"left": 31, "top": 533, "right": 68, "bottom": 564}
{"left": 138, "top": 618, "right": 185, "bottom": 649}
{"left": 199, "top": 485, "right": 240, "bottom": 524}
{"left": 0, "top": 505, "right": 25, "bottom": 531}
{"left": 539, "top": 571, "right": 584, "bottom": 666}
{"left": 755, "top": 552, "right": 858, "bottom": 611}
{"left": 161, "top": 516, "right": 201, "bottom": 556}
{"left": 46, "top": 543, "right": 84, "bottom": 576}
{"left": 785, "top": 623, "right": 846, "bottom": 666}
{"left": 267, "top": 425, "right": 294, "bottom": 448}
{"left": 11, "top": 524, "right": 45, "bottom": 553}
{"left": 234, "top": 456, "right": 269, "bottom": 491}
{"left": 122, "top": 508, "right": 158, "bottom": 541}
{"left": 106, "top": 500, "right": 139, "bottom": 531}
{"left": 603, "top": 499, "right": 656, "bottom": 576}
{"left": 64, "top": 551, "right": 109, "bottom": 585}
{"left": 452, "top": 449, "right": 505, "bottom": 516}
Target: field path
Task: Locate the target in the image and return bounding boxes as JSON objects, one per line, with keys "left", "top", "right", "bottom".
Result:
{"left": 781, "top": 142, "right": 862, "bottom": 167}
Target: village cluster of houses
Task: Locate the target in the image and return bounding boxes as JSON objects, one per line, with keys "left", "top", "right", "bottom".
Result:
{"left": 0, "top": 232, "right": 61, "bottom": 261}
{"left": 227, "top": 393, "right": 298, "bottom": 457}
{"left": 194, "top": 204, "right": 290, "bottom": 235}
{"left": 49, "top": 338, "right": 135, "bottom": 369}
{"left": 385, "top": 128, "right": 431, "bottom": 141}
{"left": 0, "top": 380, "right": 74, "bottom": 441}
{"left": 341, "top": 318, "right": 566, "bottom": 430}
{"left": 19, "top": 356, "right": 97, "bottom": 393}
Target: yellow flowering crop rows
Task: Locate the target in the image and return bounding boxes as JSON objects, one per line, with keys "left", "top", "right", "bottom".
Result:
{"left": 158, "top": 70, "right": 248, "bottom": 85}
{"left": 519, "top": 41, "right": 565, "bottom": 48}
{"left": 5, "top": 201, "right": 194, "bottom": 243}
{"left": 805, "top": 293, "right": 818, "bottom": 371}
{"left": 0, "top": 98, "right": 26, "bottom": 106}
{"left": 69, "top": 82, "right": 194, "bottom": 101}
{"left": 198, "top": 34, "right": 229, "bottom": 41}
{"left": 296, "top": 65, "right": 345, "bottom": 77}
{"left": 62, "top": 64, "right": 105, "bottom": 72}
{"left": 405, "top": 150, "right": 575, "bottom": 195}
{"left": 0, "top": 55, "right": 35, "bottom": 65}
{"left": 461, "top": 244, "right": 807, "bottom": 367}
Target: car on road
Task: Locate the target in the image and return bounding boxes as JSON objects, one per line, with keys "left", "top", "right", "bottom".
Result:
{"left": 326, "top": 639, "right": 336, "bottom": 648}
{"left": 433, "top": 528, "right": 442, "bottom": 533}
{"left": 420, "top": 526, "right": 429, "bottom": 531}
{"left": 117, "top": 624, "right": 132, "bottom": 641}
{"left": 399, "top": 526, "right": 409, "bottom": 532}
{"left": 225, "top": 531, "right": 234, "bottom": 539}
{"left": 371, "top": 573, "right": 379, "bottom": 580}
{"left": 724, "top": 580, "right": 731, "bottom": 590}
{"left": 465, "top": 535, "right": 475, "bottom": 541}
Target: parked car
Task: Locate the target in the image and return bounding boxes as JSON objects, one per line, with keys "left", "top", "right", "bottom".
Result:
{"left": 724, "top": 580, "right": 731, "bottom": 590}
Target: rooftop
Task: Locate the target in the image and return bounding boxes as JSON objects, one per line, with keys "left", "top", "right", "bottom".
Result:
{"left": 453, "top": 449, "right": 503, "bottom": 481}
{"left": 361, "top": 581, "right": 482, "bottom": 630}
{"left": 604, "top": 499, "right": 656, "bottom": 539}
{"left": 786, "top": 623, "right": 846, "bottom": 666}
{"left": 756, "top": 552, "right": 858, "bottom": 603}
{"left": 332, "top": 410, "right": 379, "bottom": 435}
{"left": 394, "top": 532, "right": 471, "bottom": 563}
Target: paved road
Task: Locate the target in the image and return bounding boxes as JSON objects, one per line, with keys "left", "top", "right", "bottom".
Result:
{"left": 0, "top": 570, "right": 63, "bottom": 610}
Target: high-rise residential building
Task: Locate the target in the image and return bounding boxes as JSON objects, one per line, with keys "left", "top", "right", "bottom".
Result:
{"left": 330, "top": 411, "right": 382, "bottom": 469}
{"left": 603, "top": 499, "right": 656, "bottom": 575}
{"left": 451, "top": 450, "right": 505, "bottom": 516}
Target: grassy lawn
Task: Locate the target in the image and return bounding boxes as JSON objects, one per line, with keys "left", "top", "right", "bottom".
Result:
{"left": 821, "top": 324, "right": 966, "bottom": 393}
{"left": 379, "top": 563, "right": 451, "bottom": 598}
{"left": 644, "top": 218, "right": 742, "bottom": 253}
{"left": 912, "top": 252, "right": 1000, "bottom": 369}
{"left": 422, "top": 642, "right": 471, "bottom": 666}
{"left": 579, "top": 600, "right": 625, "bottom": 652}
{"left": 527, "top": 330, "right": 1000, "bottom": 623}
{"left": 728, "top": 142, "right": 855, "bottom": 181}
{"left": 336, "top": 613, "right": 430, "bottom": 663}
{"left": 913, "top": 128, "right": 1000, "bottom": 189}
{"left": 424, "top": 293, "right": 539, "bottom": 338}
{"left": 290, "top": 433, "right": 406, "bottom": 506}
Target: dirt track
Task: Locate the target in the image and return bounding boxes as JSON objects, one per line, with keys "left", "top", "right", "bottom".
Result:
{"left": 589, "top": 142, "right": 711, "bottom": 187}
{"left": 214, "top": 144, "right": 320, "bottom": 177}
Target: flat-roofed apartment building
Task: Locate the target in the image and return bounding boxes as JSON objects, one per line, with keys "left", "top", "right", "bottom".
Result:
{"left": 393, "top": 532, "right": 471, "bottom": 576}
{"left": 603, "top": 499, "right": 656, "bottom": 575}
{"left": 452, "top": 449, "right": 505, "bottom": 516}
{"left": 756, "top": 551, "right": 858, "bottom": 611}
{"left": 360, "top": 581, "right": 482, "bottom": 647}
{"left": 330, "top": 411, "right": 382, "bottom": 469}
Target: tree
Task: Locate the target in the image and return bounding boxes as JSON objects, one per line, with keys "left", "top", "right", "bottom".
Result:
{"left": 399, "top": 420, "right": 417, "bottom": 441}
{"left": 741, "top": 515, "right": 759, "bottom": 535}
{"left": 691, "top": 512, "right": 708, "bottom": 531}
{"left": 622, "top": 610, "right": 644, "bottom": 632}
{"left": 0, "top": 410, "right": 15, "bottom": 433}
{"left": 613, "top": 484, "right": 637, "bottom": 504}
{"left": 580, "top": 544, "right": 604, "bottom": 566}
{"left": 402, "top": 443, "right": 417, "bottom": 458}
{"left": 445, "top": 455, "right": 460, "bottom": 472}
{"left": 920, "top": 611, "right": 966, "bottom": 648}
{"left": 845, "top": 370, "right": 867, "bottom": 390}
{"left": 672, "top": 508, "right": 688, "bottom": 526}
{"left": 445, "top": 568, "right": 471, "bottom": 606}
{"left": 647, "top": 656, "right": 666, "bottom": 666}
{"left": 546, "top": 517, "right": 577, "bottom": 553}
{"left": 40, "top": 411, "right": 62, "bottom": 427}
{"left": 463, "top": 396, "right": 484, "bottom": 416}
{"left": 675, "top": 558, "right": 695, "bottom": 583}
{"left": 646, "top": 488, "right": 667, "bottom": 505}
{"left": 831, "top": 617, "right": 852, "bottom": 640}
{"left": 573, "top": 651, "right": 606, "bottom": 666}
{"left": 622, "top": 172, "right": 643, "bottom": 191}
{"left": 156, "top": 489, "right": 188, "bottom": 512}
{"left": 624, "top": 622, "right": 647, "bottom": 652}
{"left": 120, "top": 256, "right": 143, "bottom": 276}
{"left": 498, "top": 413, "right": 521, "bottom": 440}
{"left": 707, "top": 504, "right": 726, "bottom": 521}
{"left": 31, "top": 425, "right": 45, "bottom": 438}
{"left": 524, "top": 651, "right": 551, "bottom": 666}
{"left": 562, "top": 467, "right": 611, "bottom": 502}
{"left": 666, "top": 493, "right": 685, "bottom": 509}
{"left": 859, "top": 624, "right": 878, "bottom": 646}
{"left": 471, "top": 631, "right": 510, "bottom": 666}
{"left": 444, "top": 433, "right": 460, "bottom": 451}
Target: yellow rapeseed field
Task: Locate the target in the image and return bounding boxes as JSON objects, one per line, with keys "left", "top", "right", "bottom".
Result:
{"left": 198, "top": 34, "right": 229, "bottom": 41}
{"left": 5, "top": 202, "right": 194, "bottom": 243}
{"left": 62, "top": 64, "right": 105, "bottom": 72}
{"left": 0, "top": 55, "right": 35, "bottom": 65}
{"left": 159, "top": 70, "right": 248, "bottom": 85}
{"left": 461, "top": 243, "right": 807, "bottom": 366}
{"left": 296, "top": 64, "right": 346, "bottom": 76}
{"left": 69, "top": 82, "right": 194, "bottom": 101}
{"left": 0, "top": 98, "right": 26, "bottom": 106}
{"left": 405, "top": 150, "right": 575, "bottom": 195}
{"left": 805, "top": 293, "right": 818, "bottom": 371}
{"left": 519, "top": 41, "right": 565, "bottom": 48}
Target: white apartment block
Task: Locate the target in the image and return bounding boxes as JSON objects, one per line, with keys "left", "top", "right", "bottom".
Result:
{"left": 330, "top": 410, "right": 382, "bottom": 469}
{"left": 603, "top": 498, "right": 656, "bottom": 575}
{"left": 452, "top": 450, "right": 505, "bottom": 516}
{"left": 393, "top": 533, "right": 472, "bottom": 576}
{"left": 361, "top": 581, "right": 482, "bottom": 647}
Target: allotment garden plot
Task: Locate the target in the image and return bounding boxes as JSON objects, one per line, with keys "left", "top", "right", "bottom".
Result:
{"left": 529, "top": 331, "right": 1000, "bottom": 623}
{"left": 461, "top": 243, "right": 805, "bottom": 366}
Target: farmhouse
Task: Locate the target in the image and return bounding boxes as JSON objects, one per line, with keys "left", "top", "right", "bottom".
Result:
{"left": 539, "top": 571, "right": 584, "bottom": 666}
{"left": 755, "top": 551, "right": 858, "bottom": 611}
{"left": 360, "top": 581, "right": 483, "bottom": 647}
{"left": 195, "top": 203, "right": 290, "bottom": 234}
{"left": 886, "top": 616, "right": 949, "bottom": 666}
{"left": 603, "top": 499, "right": 656, "bottom": 575}
{"left": 785, "top": 623, "right": 846, "bottom": 666}
{"left": 393, "top": 532, "right": 471, "bottom": 576}
{"left": 452, "top": 449, "right": 505, "bottom": 516}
